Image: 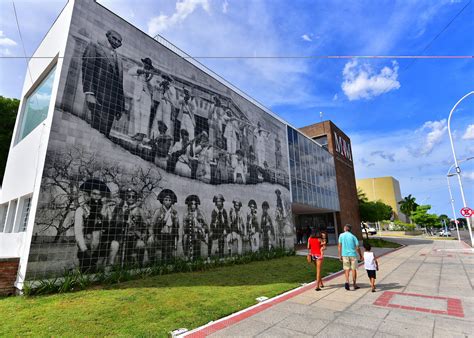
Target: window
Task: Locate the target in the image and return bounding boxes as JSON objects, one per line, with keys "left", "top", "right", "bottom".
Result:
{"left": 0, "top": 203, "right": 8, "bottom": 232}
{"left": 4, "top": 199, "right": 18, "bottom": 233}
{"left": 16, "top": 65, "right": 56, "bottom": 142}
{"left": 18, "top": 196, "right": 32, "bottom": 232}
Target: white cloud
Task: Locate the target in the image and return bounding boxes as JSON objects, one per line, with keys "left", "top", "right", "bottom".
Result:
{"left": 462, "top": 124, "right": 474, "bottom": 140}
{"left": 463, "top": 171, "right": 474, "bottom": 181}
{"left": 0, "top": 31, "right": 17, "bottom": 47}
{"left": 301, "top": 34, "right": 312, "bottom": 42}
{"left": 0, "top": 48, "right": 13, "bottom": 56}
{"left": 341, "top": 60, "right": 400, "bottom": 101}
{"left": 409, "top": 119, "right": 448, "bottom": 156}
{"left": 333, "top": 93, "right": 338, "bottom": 101}
{"left": 222, "top": 0, "right": 229, "bottom": 13}
{"left": 147, "top": 0, "right": 210, "bottom": 36}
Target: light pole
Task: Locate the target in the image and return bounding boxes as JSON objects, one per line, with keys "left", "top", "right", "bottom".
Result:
{"left": 447, "top": 157, "right": 474, "bottom": 242}
{"left": 447, "top": 91, "right": 474, "bottom": 247}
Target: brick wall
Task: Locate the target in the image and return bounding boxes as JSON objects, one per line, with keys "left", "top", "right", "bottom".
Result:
{"left": 0, "top": 258, "right": 20, "bottom": 296}
{"left": 300, "top": 121, "right": 362, "bottom": 239}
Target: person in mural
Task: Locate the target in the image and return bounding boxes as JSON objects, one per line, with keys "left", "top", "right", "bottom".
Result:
{"left": 155, "top": 74, "right": 175, "bottom": 137}
{"left": 261, "top": 201, "right": 275, "bottom": 251}
{"left": 208, "top": 96, "right": 223, "bottom": 146}
{"left": 167, "top": 129, "right": 192, "bottom": 176}
{"left": 176, "top": 88, "right": 197, "bottom": 140}
{"left": 74, "top": 178, "right": 110, "bottom": 273}
{"left": 222, "top": 109, "right": 238, "bottom": 155}
{"left": 183, "top": 194, "right": 208, "bottom": 261}
{"left": 127, "top": 57, "right": 157, "bottom": 142}
{"left": 209, "top": 194, "right": 229, "bottom": 258}
{"left": 254, "top": 122, "right": 270, "bottom": 168}
{"left": 274, "top": 189, "right": 290, "bottom": 249}
{"left": 195, "top": 133, "right": 214, "bottom": 184}
{"left": 213, "top": 137, "right": 229, "bottom": 184}
{"left": 247, "top": 199, "right": 260, "bottom": 252}
{"left": 228, "top": 198, "right": 245, "bottom": 255}
{"left": 275, "top": 138, "right": 283, "bottom": 170}
{"left": 232, "top": 149, "right": 247, "bottom": 184}
{"left": 187, "top": 131, "right": 207, "bottom": 179}
{"left": 151, "top": 120, "right": 173, "bottom": 161}
{"left": 150, "top": 189, "right": 179, "bottom": 263}
{"left": 82, "top": 29, "right": 125, "bottom": 138}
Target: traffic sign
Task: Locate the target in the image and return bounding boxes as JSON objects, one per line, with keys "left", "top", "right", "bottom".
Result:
{"left": 460, "top": 207, "right": 473, "bottom": 217}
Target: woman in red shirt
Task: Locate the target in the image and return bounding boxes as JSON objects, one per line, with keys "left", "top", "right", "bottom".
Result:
{"left": 308, "top": 229, "right": 326, "bottom": 291}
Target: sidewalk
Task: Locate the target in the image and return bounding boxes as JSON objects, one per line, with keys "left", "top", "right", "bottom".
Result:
{"left": 184, "top": 240, "right": 473, "bottom": 337}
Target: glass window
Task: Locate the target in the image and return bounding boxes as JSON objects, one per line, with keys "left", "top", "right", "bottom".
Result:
{"left": 0, "top": 203, "right": 8, "bottom": 232}
{"left": 18, "top": 196, "right": 32, "bottom": 232}
{"left": 4, "top": 199, "right": 18, "bottom": 233}
{"left": 17, "top": 66, "right": 56, "bottom": 142}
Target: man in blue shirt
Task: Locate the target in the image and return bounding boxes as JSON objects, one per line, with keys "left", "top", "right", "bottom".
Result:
{"left": 338, "top": 224, "right": 363, "bottom": 290}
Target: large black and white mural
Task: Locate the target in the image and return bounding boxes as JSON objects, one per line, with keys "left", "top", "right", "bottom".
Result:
{"left": 27, "top": 1, "right": 293, "bottom": 279}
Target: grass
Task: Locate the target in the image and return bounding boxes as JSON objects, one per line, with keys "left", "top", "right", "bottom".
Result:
{"left": 0, "top": 256, "right": 340, "bottom": 337}
{"left": 363, "top": 238, "right": 402, "bottom": 248}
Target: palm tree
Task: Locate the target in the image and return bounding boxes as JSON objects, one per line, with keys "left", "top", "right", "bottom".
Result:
{"left": 357, "top": 188, "right": 368, "bottom": 204}
{"left": 398, "top": 195, "right": 418, "bottom": 224}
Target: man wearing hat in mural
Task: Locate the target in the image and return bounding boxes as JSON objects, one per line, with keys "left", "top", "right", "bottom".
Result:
{"left": 167, "top": 129, "right": 192, "bottom": 176}
{"left": 247, "top": 199, "right": 260, "bottom": 252}
{"left": 176, "top": 88, "right": 197, "bottom": 140}
{"left": 209, "top": 194, "right": 229, "bottom": 258}
{"left": 74, "top": 178, "right": 110, "bottom": 272}
{"left": 261, "top": 201, "right": 275, "bottom": 251}
{"left": 150, "top": 189, "right": 179, "bottom": 263}
{"left": 151, "top": 120, "right": 173, "bottom": 165}
{"left": 183, "top": 194, "right": 208, "bottom": 261}
{"left": 228, "top": 198, "right": 245, "bottom": 255}
{"left": 155, "top": 74, "right": 176, "bottom": 137}
{"left": 82, "top": 29, "right": 125, "bottom": 138}
{"left": 128, "top": 57, "right": 157, "bottom": 142}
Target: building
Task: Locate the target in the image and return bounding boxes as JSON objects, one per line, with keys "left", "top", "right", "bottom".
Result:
{"left": 0, "top": 0, "right": 359, "bottom": 291}
{"left": 356, "top": 176, "right": 407, "bottom": 222}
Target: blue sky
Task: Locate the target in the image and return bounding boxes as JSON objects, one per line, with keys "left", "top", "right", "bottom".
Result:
{"left": 0, "top": 0, "right": 473, "bottom": 218}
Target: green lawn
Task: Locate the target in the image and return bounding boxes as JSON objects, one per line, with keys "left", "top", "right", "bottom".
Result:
{"left": 363, "top": 238, "right": 402, "bottom": 248}
{"left": 0, "top": 256, "right": 340, "bottom": 337}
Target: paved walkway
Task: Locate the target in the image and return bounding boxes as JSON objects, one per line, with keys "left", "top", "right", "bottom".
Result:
{"left": 184, "top": 239, "right": 473, "bottom": 337}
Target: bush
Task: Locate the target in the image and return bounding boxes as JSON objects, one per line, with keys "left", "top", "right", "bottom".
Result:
{"left": 22, "top": 247, "right": 295, "bottom": 296}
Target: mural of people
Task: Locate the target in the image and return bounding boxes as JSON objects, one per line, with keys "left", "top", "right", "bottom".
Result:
{"left": 247, "top": 199, "right": 260, "bottom": 253}
{"left": 209, "top": 194, "right": 229, "bottom": 257}
{"left": 155, "top": 74, "right": 175, "bottom": 137}
{"left": 182, "top": 195, "right": 208, "bottom": 261}
{"left": 81, "top": 29, "right": 125, "bottom": 138}
{"left": 176, "top": 88, "right": 197, "bottom": 140}
{"left": 150, "top": 189, "right": 179, "bottom": 263}
{"left": 228, "top": 199, "right": 244, "bottom": 255}
{"left": 261, "top": 201, "right": 275, "bottom": 251}
{"left": 74, "top": 178, "right": 110, "bottom": 272}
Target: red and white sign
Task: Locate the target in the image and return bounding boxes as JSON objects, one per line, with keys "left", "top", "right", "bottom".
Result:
{"left": 460, "top": 207, "right": 473, "bottom": 217}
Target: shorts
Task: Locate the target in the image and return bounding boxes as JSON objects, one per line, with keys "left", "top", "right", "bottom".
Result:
{"left": 342, "top": 256, "right": 357, "bottom": 270}
{"left": 311, "top": 254, "right": 323, "bottom": 262}
{"left": 367, "top": 270, "right": 376, "bottom": 279}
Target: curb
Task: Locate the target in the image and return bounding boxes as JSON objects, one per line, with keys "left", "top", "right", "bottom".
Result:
{"left": 181, "top": 243, "right": 405, "bottom": 337}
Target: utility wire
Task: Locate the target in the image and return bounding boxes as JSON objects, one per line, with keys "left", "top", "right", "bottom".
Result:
{"left": 11, "top": 0, "right": 34, "bottom": 85}
{"left": 0, "top": 55, "right": 472, "bottom": 59}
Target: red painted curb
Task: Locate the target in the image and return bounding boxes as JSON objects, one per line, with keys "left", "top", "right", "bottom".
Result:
{"left": 183, "top": 243, "right": 405, "bottom": 337}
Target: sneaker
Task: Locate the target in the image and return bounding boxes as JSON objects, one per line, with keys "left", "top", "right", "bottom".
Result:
{"left": 315, "top": 287, "right": 321, "bottom": 291}
{"left": 344, "top": 282, "right": 350, "bottom": 290}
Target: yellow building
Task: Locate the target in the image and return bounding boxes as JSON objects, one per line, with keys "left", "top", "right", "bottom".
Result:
{"left": 356, "top": 176, "right": 407, "bottom": 222}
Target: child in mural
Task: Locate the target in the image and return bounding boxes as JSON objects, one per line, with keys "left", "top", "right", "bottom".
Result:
{"left": 74, "top": 178, "right": 110, "bottom": 273}
{"left": 209, "top": 194, "right": 229, "bottom": 258}
{"left": 151, "top": 121, "right": 173, "bottom": 166}
{"left": 127, "top": 57, "right": 156, "bottom": 143}
{"left": 176, "top": 88, "right": 197, "bottom": 140}
{"left": 232, "top": 149, "right": 247, "bottom": 184}
{"left": 261, "top": 201, "right": 275, "bottom": 251}
{"left": 150, "top": 189, "right": 179, "bottom": 263}
{"left": 247, "top": 199, "right": 260, "bottom": 252}
{"left": 167, "top": 129, "right": 192, "bottom": 177}
{"left": 228, "top": 199, "right": 245, "bottom": 255}
{"left": 81, "top": 29, "right": 125, "bottom": 139}
{"left": 155, "top": 74, "right": 175, "bottom": 137}
{"left": 182, "top": 195, "right": 208, "bottom": 261}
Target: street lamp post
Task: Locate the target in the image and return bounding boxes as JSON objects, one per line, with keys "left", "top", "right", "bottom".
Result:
{"left": 447, "top": 91, "right": 474, "bottom": 247}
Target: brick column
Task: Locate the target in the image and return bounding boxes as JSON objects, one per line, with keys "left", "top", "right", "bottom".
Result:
{"left": 0, "top": 258, "right": 20, "bottom": 296}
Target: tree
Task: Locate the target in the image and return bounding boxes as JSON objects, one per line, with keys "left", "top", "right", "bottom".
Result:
{"left": 357, "top": 187, "right": 368, "bottom": 204}
{"left": 0, "top": 96, "right": 19, "bottom": 183}
{"left": 398, "top": 194, "right": 419, "bottom": 223}
{"left": 438, "top": 214, "right": 449, "bottom": 228}
{"left": 410, "top": 205, "right": 439, "bottom": 228}
{"left": 359, "top": 200, "right": 393, "bottom": 223}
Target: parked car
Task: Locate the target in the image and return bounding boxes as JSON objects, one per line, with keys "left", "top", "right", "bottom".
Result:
{"left": 361, "top": 227, "right": 377, "bottom": 235}
{"left": 438, "top": 229, "right": 452, "bottom": 237}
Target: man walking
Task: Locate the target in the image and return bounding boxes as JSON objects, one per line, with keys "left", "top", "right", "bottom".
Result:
{"left": 338, "top": 224, "right": 363, "bottom": 290}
